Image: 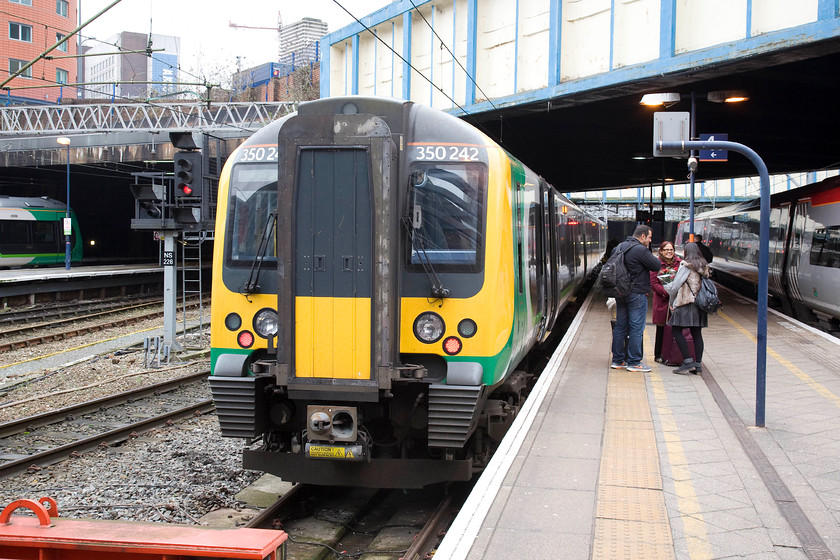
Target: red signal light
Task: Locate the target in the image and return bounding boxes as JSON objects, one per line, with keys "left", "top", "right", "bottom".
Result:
{"left": 442, "top": 336, "right": 462, "bottom": 355}
{"left": 179, "top": 184, "right": 193, "bottom": 195}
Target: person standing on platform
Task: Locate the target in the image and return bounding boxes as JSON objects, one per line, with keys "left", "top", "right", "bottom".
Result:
{"left": 610, "top": 225, "right": 661, "bottom": 372}
{"left": 694, "top": 234, "right": 714, "bottom": 263}
{"left": 666, "top": 242, "right": 710, "bottom": 374}
{"left": 650, "top": 241, "right": 681, "bottom": 364}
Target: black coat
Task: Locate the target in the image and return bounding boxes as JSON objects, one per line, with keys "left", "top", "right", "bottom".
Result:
{"left": 614, "top": 236, "right": 662, "bottom": 295}
{"left": 698, "top": 242, "right": 713, "bottom": 263}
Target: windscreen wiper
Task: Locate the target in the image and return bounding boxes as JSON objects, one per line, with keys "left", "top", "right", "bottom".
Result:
{"left": 402, "top": 214, "right": 450, "bottom": 300}
{"left": 242, "top": 211, "right": 277, "bottom": 295}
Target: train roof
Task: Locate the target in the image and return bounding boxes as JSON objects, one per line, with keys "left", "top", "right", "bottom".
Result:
{"left": 239, "top": 96, "right": 491, "bottom": 150}
{"left": 694, "top": 174, "right": 840, "bottom": 220}
{"left": 0, "top": 195, "right": 67, "bottom": 210}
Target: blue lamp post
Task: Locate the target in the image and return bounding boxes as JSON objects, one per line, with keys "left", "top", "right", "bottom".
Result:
{"left": 56, "top": 136, "right": 71, "bottom": 270}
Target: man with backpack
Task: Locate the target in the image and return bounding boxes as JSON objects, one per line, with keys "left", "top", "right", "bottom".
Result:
{"left": 607, "top": 225, "right": 661, "bottom": 372}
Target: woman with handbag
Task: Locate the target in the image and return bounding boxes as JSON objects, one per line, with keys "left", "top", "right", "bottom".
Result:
{"left": 666, "top": 242, "right": 710, "bottom": 374}
{"left": 650, "top": 241, "right": 681, "bottom": 364}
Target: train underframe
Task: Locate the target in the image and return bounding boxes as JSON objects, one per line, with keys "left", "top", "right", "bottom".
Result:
{"left": 226, "top": 359, "right": 533, "bottom": 488}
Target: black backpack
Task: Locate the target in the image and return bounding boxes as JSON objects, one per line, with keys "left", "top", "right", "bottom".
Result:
{"left": 601, "top": 242, "right": 633, "bottom": 298}
{"left": 693, "top": 276, "right": 722, "bottom": 314}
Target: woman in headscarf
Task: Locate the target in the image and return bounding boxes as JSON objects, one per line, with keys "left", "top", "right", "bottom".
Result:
{"left": 650, "top": 241, "right": 680, "bottom": 364}
{"left": 666, "top": 242, "right": 711, "bottom": 374}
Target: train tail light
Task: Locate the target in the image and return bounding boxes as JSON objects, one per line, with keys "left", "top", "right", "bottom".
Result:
{"left": 443, "top": 336, "right": 462, "bottom": 355}
{"left": 237, "top": 330, "right": 254, "bottom": 348}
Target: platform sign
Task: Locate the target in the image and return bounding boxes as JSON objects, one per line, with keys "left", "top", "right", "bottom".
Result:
{"left": 699, "top": 133, "right": 728, "bottom": 161}
{"left": 653, "top": 112, "right": 691, "bottom": 157}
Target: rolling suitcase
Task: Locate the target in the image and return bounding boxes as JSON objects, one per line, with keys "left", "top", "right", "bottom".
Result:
{"left": 661, "top": 324, "right": 695, "bottom": 365}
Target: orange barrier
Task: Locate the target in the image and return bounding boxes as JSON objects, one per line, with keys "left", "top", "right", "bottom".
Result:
{"left": 0, "top": 497, "right": 287, "bottom": 559}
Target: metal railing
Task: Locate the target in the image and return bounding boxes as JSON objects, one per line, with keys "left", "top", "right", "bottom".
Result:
{"left": 0, "top": 101, "right": 295, "bottom": 135}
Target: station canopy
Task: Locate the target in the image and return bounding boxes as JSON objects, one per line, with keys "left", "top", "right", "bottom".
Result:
{"left": 462, "top": 40, "right": 840, "bottom": 193}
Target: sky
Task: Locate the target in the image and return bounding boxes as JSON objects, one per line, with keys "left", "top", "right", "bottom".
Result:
{"left": 78, "top": 0, "right": 391, "bottom": 79}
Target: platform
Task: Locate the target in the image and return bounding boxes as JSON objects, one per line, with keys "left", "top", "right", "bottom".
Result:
{"left": 0, "top": 263, "right": 163, "bottom": 303}
{"left": 438, "top": 284, "right": 840, "bottom": 559}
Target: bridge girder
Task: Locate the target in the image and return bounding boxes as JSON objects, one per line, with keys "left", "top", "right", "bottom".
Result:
{"left": 0, "top": 102, "right": 295, "bottom": 167}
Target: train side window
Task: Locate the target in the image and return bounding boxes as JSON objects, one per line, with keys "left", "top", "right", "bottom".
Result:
{"left": 810, "top": 226, "right": 840, "bottom": 268}
{"left": 0, "top": 220, "right": 29, "bottom": 254}
{"left": 32, "top": 221, "right": 56, "bottom": 244}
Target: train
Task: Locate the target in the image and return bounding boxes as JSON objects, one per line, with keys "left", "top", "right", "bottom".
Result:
{"left": 675, "top": 174, "right": 840, "bottom": 332}
{"left": 208, "top": 96, "right": 607, "bottom": 488}
{"left": 0, "top": 196, "right": 83, "bottom": 268}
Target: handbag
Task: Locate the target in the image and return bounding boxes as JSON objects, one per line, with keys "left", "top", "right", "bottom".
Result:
{"left": 693, "top": 276, "right": 722, "bottom": 314}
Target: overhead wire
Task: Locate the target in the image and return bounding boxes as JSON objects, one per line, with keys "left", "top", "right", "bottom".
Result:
{"left": 406, "top": 0, "right": 497, "bottom": 113}
{"left": 330, "top": 0, "right": 528, "bottom": 151}
{"left": 403, "top": 0, "right": 530, "bottom": 151}
{"left": 330, "top": 0, "right": 482, "bottom": 125}
{"left": 2, "top": 43, "right": 268, "bottom": 138}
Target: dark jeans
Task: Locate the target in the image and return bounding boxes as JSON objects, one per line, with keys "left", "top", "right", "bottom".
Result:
{"left": 611, "top": 292, "right": 647, "bottom": 365}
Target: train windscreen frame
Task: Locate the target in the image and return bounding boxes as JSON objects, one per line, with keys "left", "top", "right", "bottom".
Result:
{"left": 407, "top": 161, "right": 487, "bottom": 273}
{"left": 225, "top": 163, "right": 278, "bottom": 267}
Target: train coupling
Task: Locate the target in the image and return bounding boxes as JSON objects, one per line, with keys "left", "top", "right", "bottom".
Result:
{"left": 303, "top": 405, "right": 367, "bottom": 461}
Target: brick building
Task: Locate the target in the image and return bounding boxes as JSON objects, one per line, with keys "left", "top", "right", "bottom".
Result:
{"left": 232, "top": 61, "right": 320, "bottom": 103}
{"left": 2, "top": 0, "right": 78, "bottom": 105}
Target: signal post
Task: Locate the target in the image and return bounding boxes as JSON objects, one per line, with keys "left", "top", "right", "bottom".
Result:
{"left": 129, "top": 132, "right": 219, "bottom": 353}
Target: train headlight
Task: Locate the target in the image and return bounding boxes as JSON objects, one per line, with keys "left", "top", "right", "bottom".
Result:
{"left": 253, "top": 308, "right": 279, "bottom": 338}
{"left": 413, "top": 312, "right": 445, "bottom": 343}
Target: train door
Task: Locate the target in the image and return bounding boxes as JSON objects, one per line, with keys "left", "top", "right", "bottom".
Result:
{"left": 294, "top": 149, "right": 373, "bottom": 379}
{"left": 769, "top": 204, "right": 790, "bottom": 295}
{"left": 275, "top": 112, "right": 399, "bottom": 391}
{"left": 786, "top": 201, "right": 809, "bottom": 304}
{"left": 542, "top": 182, "right": 560, "bottom": 335}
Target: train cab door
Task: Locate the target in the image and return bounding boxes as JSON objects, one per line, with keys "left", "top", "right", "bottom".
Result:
{"left": 294, "top": 148, "right": 373, "bottom": 379}
{"left": 275, "top": 112, "right": 399, "bottom": 394}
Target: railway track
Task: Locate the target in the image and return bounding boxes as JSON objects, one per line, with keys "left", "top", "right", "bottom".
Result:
{"left": 0, "top": 297, "right": 207, "bottom": 353}
{"left": 0, "top": 295, "right": 160, "bottom": 327}
{"left": 0, "top": 371, "right": 213, "bottom": 479}
{"left": 244, "top": 482, "right": 468, "bottom": 559}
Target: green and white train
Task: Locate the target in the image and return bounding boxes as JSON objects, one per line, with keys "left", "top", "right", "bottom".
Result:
{"left": 0, "top": 196, "right": 82, "bottom": 268}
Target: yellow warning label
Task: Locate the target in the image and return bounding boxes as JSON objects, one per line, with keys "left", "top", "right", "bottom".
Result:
{"left": 309, "top": 445, "right": 349, "bottom": 459}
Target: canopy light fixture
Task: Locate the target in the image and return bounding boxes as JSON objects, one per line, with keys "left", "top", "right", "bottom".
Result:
{"left": 640, "top": 92, "right": 681, "bottom": 107}
{"left": 707, "top": 90, "right": 749, "bottom": 103}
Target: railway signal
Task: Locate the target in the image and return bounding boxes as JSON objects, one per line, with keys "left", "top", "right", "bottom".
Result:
{"left": 173, "top": 151, "right": 202, "bottom": 199}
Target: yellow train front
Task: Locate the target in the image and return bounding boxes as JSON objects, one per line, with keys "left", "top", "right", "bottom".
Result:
{"left": 210, "top": 96, "right": 605, "bottom": 488}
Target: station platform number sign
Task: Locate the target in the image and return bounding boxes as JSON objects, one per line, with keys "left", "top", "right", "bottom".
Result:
{"left": 699, "top": 133, "right": 728, "bottom": 162}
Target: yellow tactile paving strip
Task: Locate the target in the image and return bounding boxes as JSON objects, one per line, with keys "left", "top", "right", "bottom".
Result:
{"left": 592, "top": 370, "right": 675, "bottom": 560}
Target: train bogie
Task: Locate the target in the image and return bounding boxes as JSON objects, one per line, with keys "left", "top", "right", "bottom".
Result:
{"left": 210, "top": 96, "right": 606, "bottom": 488}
